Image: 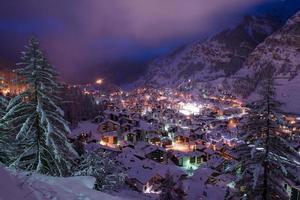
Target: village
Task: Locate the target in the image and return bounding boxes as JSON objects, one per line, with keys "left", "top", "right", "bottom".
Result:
{"left": 69, "top": 85, "right": 300, "bottom": 199}
{"left": 1, "top": 69, "right": 300, "bottom": 199}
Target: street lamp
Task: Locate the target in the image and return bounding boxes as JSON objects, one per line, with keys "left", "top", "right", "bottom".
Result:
{"left": 96, "top": 79, "right": 103, "bottom": 85}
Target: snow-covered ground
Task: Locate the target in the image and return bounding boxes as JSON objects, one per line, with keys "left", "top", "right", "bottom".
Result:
{"left": 0, "top": 167, "right": 132, "bottom": 200}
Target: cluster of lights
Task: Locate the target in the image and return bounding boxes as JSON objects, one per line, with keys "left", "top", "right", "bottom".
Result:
{"left": 166, "top": 143, "right": 196, "bottom": 153}
{"left": 179, "top": 103, "right": 202, "bottom": 116}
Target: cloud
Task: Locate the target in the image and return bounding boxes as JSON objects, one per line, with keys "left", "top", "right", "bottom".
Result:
{"left": 0, "top": 0, "right": 268, "bottom": 83}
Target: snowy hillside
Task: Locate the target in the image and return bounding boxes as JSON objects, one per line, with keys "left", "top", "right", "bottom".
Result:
{"left": 233, "top": 10, "right": 300, "bottom": 114}
{"left": 0, "top": 167, "right": 130, "bottom": 200}
{"left": 133, "top": 9, "right": 300, "bottom": 114}
{"left": 134, "top": 16, "right": 278, "bottom": 88}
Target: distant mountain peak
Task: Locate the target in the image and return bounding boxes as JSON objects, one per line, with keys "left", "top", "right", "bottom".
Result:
{"left": 134, "top": 14, "right": 279, "bottom": 88}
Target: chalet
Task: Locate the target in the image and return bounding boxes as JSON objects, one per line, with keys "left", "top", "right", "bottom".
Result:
{"left": 132, "top": 128, "right": 146, "bottom": 142}
{"left": 204, "top": 148, "right": 216, "bottom": 160}
{"left": 190, "top": 129, "right": 206, "bottom": 141}
{"left": 144, "top": 146, "right": 167, "bottom": 163}
{"left": 192, "top": 167, "right": 220, "bottom": 185}
{"left": 161, "top": 137, "right": 172, "bottom": 148}
{"left": 152, "top": 109, "right": 161, "bottom": 119}
{"left": 171, "top": 150, "right": 206, "bottom": 168}
{"left": 212, "top": 174, "right": 235, "bottom": 187}
{"left": 104, "top": 110, "right": 120, "bottom": 122}
{"left": 174, "top": 132, "right": 190, "bottom": 144}
{"left": 123, "top": 131, "right": 138, "bottom": 144}
{"left": 120, "top": 122, "right": 133, "bottom": 132}
{"left": 206, "top": 155, "right": 227, "bottom": 172}
{"left": 181, "top": 118, "right": 192, "bottom": 126}
{"left": 77, "top": 132, "right": 92, "bottom": 143}
{"left": 98, "top": 119, "right": 120, "bottom": 133}
{"left": 0, "top": 69, "right": 26, "bottom": 95}
{"left": 70, "top": 121, "right": 100, "bottom": 142}
{"left": 147, "top": 134, "right": 161, "bottom": 146}
{"left": 107, "top": 102, "right": 120, "bottom": 112}
{"left": 117, "top": 147, "right": 183, "bottom": 193}
{"left": 100, "top": 131, "right": 118, "bottom": 148}
{"left": 93, "top": 114, "right": 105, "bottom": 123}
{"left": 126, "top": 174, "right": 163, "bottom": 193}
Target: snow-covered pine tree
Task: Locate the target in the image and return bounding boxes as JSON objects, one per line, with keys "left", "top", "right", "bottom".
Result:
{"left": 159, "top": 171, "right": 185, "bottom": 200}
{"left": 231, "top": 74, "right": 300, "bottom": 200}
{"left": 2, "top": 38, "right": 77, "bottom": 176}
{"left": 0, "top": 76, "right": 8, "bottom": 117}
{"left": 0, "top": 76, "right": 9, "bottom": 164}
{"left": 73, "top": 150, "right": 125, "bottom": 191}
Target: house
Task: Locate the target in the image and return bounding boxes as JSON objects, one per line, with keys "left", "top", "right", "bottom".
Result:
{"left": 206, "top": 155, "right": 227, "bottom": 172}
{"left": 126, "top": 174, "right": 163, "bottom": 193}
{"left": 100, "top": 131, "right": 118, "bottom": 148}
{"left": 132, "top": 128, "right": 146, "bottom": 142}
{"left": 104, "top": 110, "right": 120, "bottom": 122}
{"left": 161, "top": 137, "right": 172, "bottom": 148}
{"left": 174, "top": 131, "right": 190, "bottom": 144}
{"left": 123, "top": 131, "right": 138, "bottom": 144}
{"left": 70, "top": 121, "right": 100, "bottom": 143}
{"left": 98, "top": 119, "right": 120, "bottom": 133}
{"left": 107, "top": 102, "right": 119, "bottom": 112}
{"left": 192, "top": 167, "right": 220, "bottom": 185}
{"left": 120, "top": 122, "right": 133, "bottom": 133}
{"left": 147, "top": 133, "right": 162, "bottom": 146}
{"left": 117, "top": 147, "right": 184, "bottom": 193}
{"left": 143, "top": 146, "right": 167, "bottom": 163}
{"left": 171, "top": 150, "right": 205, "bottom": 169}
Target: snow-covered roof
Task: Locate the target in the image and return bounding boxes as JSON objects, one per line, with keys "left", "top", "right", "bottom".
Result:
{"left": 206, "top": 156, "right": 225, "bottom": 169}
{"left": 117, "top": 147, "right": 184, "bottom": 184}
{"left": 139, "top": 120, "right": 157, "bottom": 131}
{"left": 102, "top": 131, "right": 118, "bottom": 137}
{"left": 99, "top": 119, "right": 120, "bottom": 126}
{"left": 171, "top": 150, "right": 205, "bottom": 159}
{"left": 139, "top": 144, "right": 166, "bottom": 155}
{"left": 103, "top": 110, "right": 121, "bottom": 116}
{"left": 71, "top": 121, "right": 100, "bottom": 140}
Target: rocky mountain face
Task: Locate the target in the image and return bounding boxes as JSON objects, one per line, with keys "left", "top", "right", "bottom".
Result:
{"left": 233, "top": 10, "right": 300, "bottom": 114}
{"left": 134, "top": 15, "right": 279, "bottom": 88}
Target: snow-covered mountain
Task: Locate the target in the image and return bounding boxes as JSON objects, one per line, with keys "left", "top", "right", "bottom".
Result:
{"left": 233, "top": 10, "right": 300, "bottom": 114}
{"left": 134, "top": 9, "right": 300, "bottom": 114}
{"left": 134, "top": 15, "right": 279, "bottom": 88}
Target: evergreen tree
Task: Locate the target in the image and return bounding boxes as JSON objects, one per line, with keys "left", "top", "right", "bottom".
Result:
{"left": 231, "top": 75, "right": 300, "bottom": 200}
{"left": 0, "top": 76, "right": 8, "bottom": 117}
{"left": 2, "top": 38, "right": 77, "bottom": 176}
{"left": 0, "top": 76, "right": 9, "bottom": 164}
{"left": 60, "top": 85, "right": 98, "bottom": 127}
{"left": 159, "top": 171, "right": 185, "bottom": 200}
{"left": 73, "top": 150, "right": 125, "bottom": 191}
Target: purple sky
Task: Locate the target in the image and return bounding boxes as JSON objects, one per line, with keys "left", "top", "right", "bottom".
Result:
{"left": 0, "top": 0, "right": 282, "bottom": 84}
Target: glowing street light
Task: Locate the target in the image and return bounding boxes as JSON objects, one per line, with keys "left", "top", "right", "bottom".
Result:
{"left": 96, "top": 79, "right": 103, "bottom": 85}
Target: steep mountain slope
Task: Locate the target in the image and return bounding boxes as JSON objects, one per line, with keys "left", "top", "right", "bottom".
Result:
{"left": 135, "top": 16, "right": 279, "bottom": 88}
{"left": 233, "top": 10, "right": 300, "bottom": 114}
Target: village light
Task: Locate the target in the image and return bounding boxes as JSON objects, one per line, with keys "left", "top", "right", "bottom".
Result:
{"left": 179, "top": 103, "right": 202, "bottom": 116}
{"left": 96, "top": 79, "right": 103, "bottom": 85}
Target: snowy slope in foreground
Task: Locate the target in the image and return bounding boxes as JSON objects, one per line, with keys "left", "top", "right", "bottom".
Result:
{"left": 0, "top": 167, "right": 129, "bottom": 200}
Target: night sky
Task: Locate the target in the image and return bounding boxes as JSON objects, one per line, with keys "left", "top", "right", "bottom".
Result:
{"left": 0, "top": 0, "right": 298, "bottom": 84}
